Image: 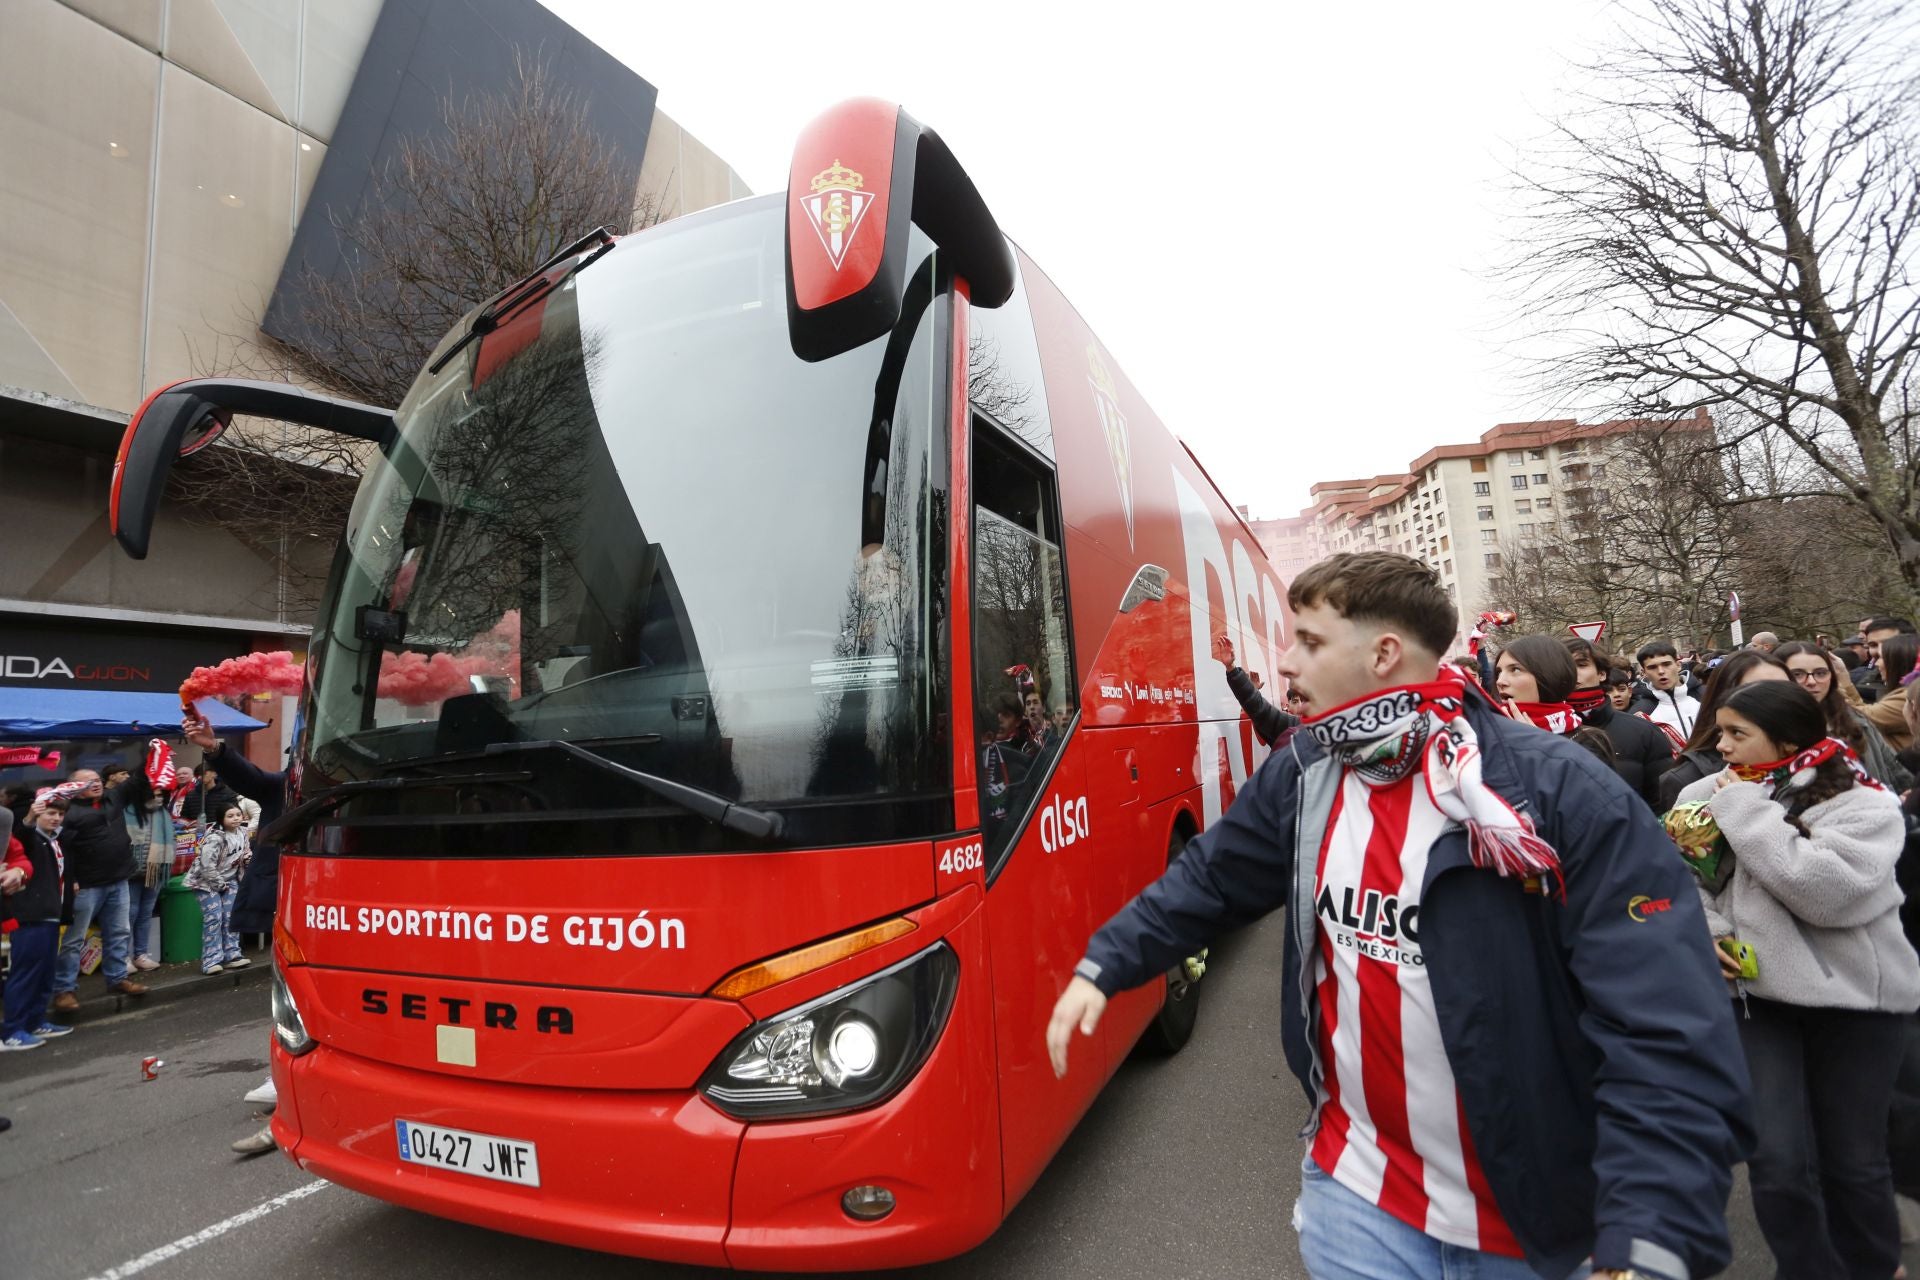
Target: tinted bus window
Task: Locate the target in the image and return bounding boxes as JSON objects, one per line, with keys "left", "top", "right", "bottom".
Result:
{"left": 972, "top": 422, "right": 1074, "bottom": 864}
{"left": 967, "top": 257, "right": 1053, "bottom": 459}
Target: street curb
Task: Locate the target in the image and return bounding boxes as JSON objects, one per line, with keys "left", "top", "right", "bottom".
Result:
{"left": 54, "top": 958, "right": 273, "bottom": 1027}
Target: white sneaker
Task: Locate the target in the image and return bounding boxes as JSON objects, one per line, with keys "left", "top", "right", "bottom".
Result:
{"left": 202, "top": 964, "right": 224, "bottom": 975}
{"left": 131, "top": 954, "right": 160, "bottom": 972}
{"left": 231, "top": 1125, "right": 277, "bottom": 1157}
{"left": 225, "top": 957, "right": 252, "bottom": 969}
{"left": 244, "top": 1078, "right": 277, "bottom": 1106}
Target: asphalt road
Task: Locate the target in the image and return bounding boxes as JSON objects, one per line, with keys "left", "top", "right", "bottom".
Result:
{"left": 0, "top": 911, "right": 1889, "bottom": 1280}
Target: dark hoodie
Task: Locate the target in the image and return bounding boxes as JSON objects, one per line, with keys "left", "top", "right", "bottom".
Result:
{"left": 1582, "top": 701, "right": 1675, "bottom": 812}
{"left": 60, "top": 777, "right": 137, "bottom": 887}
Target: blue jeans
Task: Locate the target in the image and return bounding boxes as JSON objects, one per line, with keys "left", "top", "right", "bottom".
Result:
{"left": 195, "top": 887, "right": 240, "bottom": 970}
{"left": 128, "top": 874, "right": 164, "bottom": 959}
{"left": 54, "top": 881, "right": 132, "bottom": 991}
{"left": 1294, "top": 1159, "right": 1539, "bottom": 1280}
{"left": 3, "top": 921, "right": 60, "bottom": 1037}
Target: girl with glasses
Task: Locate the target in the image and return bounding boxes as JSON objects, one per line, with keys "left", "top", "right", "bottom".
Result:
{"left": 1776, "top": 641, "right": 1911, "bottom": 790}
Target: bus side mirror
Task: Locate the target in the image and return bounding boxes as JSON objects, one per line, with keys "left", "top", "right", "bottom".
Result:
{"left": 110, "top": 378, "right": 395, "bottom": 560}
{"left": 786, "top": 99, "right": 1015, "bottom": 362}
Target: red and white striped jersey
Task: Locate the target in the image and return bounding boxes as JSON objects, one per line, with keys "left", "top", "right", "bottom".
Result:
{"left": 1308, "top": 767, "right": 1523, "bottom": 1257}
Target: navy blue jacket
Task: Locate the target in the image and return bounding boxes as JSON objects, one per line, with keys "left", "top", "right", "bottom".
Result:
{"left": 211, "top": 743, "right": 286, "bottom": 934}
{"left": 1079, "top": 698, "right": 1753, "bottom": 1280}
{"left": 1225, "top": 666, "right": 1298, "bottom": 747}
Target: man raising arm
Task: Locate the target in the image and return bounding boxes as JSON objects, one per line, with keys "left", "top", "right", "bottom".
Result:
{"left": 1049, "top": 552, "right": 1752, "bottom": 1280}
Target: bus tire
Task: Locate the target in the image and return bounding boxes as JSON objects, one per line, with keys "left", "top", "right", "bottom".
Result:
{"left": 1140, "top": 827, "right": 1202, "bottom": 1056}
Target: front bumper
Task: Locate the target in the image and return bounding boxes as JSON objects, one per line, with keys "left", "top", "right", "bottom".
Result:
{"left": 270, "top": 909, "right": 1001, "bottom": 1271}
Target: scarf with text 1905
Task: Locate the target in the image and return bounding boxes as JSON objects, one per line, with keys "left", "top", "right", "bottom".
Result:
{"left": 1302, "top": 672, "right": 1565, "bottom": 893}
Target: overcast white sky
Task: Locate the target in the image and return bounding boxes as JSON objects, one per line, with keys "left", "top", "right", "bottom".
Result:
{"left": 541, "top": 0, "right": 1621, "bottom": 518}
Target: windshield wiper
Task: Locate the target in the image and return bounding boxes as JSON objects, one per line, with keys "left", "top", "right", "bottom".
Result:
{"left": 426, "top": 226, "right": 618, "bottom": 376}
{"left": 477, "top": 739, "right": 786, "bottom": 841}
{"left": 259, "top": 770, "right": 534, "bottom": 845}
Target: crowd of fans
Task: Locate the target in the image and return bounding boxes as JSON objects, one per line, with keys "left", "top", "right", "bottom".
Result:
{"left": 0, "top": 758, "right": 261, "bottom": 1052}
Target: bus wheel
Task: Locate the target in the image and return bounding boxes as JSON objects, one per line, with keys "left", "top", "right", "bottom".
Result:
{"left": 1141, "top": 829, "right": 1203, "bottom": 1055}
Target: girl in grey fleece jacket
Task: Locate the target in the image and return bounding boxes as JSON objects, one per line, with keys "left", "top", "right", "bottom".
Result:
{"left": 1677, "top": 679, "right": 1920, "bottom": 1279}
{"left": 1678, "top": 768, "right": 1920, "bottom": 1012}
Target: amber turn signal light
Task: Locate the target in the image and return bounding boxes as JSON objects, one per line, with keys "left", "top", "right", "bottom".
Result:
{"left": 709, "top": 918, "right": 917, "bottom": 1000}
{"left": 273, "top": 920, "right": 307, "bottom": 967}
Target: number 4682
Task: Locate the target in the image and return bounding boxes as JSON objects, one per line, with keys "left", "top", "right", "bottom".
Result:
{"left": 938, "top": 841, "right": 983, "bottom": 875}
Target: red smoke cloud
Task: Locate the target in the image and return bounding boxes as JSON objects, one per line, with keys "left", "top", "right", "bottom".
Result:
{"left": 179, "top": 650, "right": 306, "bottom": 708}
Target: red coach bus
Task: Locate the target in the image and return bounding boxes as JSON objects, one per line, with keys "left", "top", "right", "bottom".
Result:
{"left": 109, "top": 99, "right": 1291, "bottom": 1269}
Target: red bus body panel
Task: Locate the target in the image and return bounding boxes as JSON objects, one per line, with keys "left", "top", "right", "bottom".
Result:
{"left": 283, "top": 842, "right": 933, "bottom": 998}
{"left": 977, "top": 250, "right": 1290, "bottom": 1208}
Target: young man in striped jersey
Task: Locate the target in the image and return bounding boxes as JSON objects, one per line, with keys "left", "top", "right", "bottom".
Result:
{"left": 1048, "top": 552, "right": 1752, "bottom": 1280}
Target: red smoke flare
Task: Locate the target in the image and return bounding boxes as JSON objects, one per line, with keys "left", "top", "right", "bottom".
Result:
{"left": 179, "top": 651, "right": 306, "bottom": 709}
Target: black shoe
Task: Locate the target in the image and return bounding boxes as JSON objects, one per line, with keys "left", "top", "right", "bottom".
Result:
{"left": 0, "top": 1116, "right": 11, "bottom": 1134}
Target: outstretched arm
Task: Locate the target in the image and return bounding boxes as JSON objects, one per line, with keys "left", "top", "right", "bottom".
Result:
{"left": 1047, "top": 753, "right": 1299, "bottom": 1076}
{"left": 182, "top": 714, "right": 283, "bottom": 807}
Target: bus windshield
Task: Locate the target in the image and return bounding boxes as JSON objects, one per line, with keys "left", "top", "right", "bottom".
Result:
{"left": 303, "top": 198, "right": 951, "bottom": 843}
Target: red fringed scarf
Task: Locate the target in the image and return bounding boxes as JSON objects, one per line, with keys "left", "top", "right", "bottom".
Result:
{"left": 1302, "top": 670, "right": 1565, "bottom": 893}
{"left": 1732, "top": 736, "right": 1884, "bottom": 794}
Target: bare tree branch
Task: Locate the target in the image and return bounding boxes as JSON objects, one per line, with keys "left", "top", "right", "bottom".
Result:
{"left": 177, "top": 54, "right": 668, "bottom": 616}
{"left": 1507, "top": 0, "right": 1920, "bottom": 601}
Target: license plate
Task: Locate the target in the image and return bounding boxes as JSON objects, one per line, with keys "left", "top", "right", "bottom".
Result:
{"left": 395, "top": 1119, "right": 540, "bottom": 1187}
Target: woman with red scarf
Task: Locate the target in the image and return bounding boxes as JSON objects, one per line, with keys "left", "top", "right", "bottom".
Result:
{"left": 1676, "top": 679, "right": 1918, "bottom": 1279}
{"left": 1492, "top": 635, "right": 1584, "bottom": 735}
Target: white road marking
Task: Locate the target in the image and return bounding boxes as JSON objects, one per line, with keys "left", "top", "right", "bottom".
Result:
{"left": 85, "top": 1180, "right": 329, "bottom": 1280}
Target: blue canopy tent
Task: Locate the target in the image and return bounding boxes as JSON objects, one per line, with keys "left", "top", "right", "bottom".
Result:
{"left": 0, "top": 689, "right": 268, "bottom": 741}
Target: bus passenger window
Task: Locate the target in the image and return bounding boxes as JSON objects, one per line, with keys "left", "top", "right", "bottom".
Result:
{"left": 972, "top": 421, "right": 1074, "bottom": 865}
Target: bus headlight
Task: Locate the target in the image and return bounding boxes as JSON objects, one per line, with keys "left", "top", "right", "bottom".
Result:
{"left": 700, "top": 942, "right": 958, "bottom": 1119}
{"left": 270, "top": 961, "right": 316, "bottom": 1056}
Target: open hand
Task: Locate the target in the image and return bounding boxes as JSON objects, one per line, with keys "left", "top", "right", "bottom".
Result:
{"left": 1211, "top": 633, "right": 1235, "bottom": 668}
{"left": 1046, "top": 976, "right": 1107, "bottom": 1078}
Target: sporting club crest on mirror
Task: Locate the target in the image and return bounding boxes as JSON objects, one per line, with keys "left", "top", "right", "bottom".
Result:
{"left": 798, "top": 159, "right": 873, "bottom": 271}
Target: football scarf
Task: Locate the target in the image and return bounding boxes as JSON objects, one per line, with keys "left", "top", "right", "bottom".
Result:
{"left": 1733, "top": 736, "right": 1884, "bottom": 795}
{"left": 1303, "top": 672, "right": 1564, "bottom": 890}
{"left": 1567, "top": 687, "right": 1608, "bottom": 716}
{"left": 1508, "top": 700, "right": 1580, "bottom": 735}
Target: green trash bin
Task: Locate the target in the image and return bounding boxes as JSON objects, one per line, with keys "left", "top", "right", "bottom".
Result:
{"left": 160, "top": 875, "right": 202, "bottom": 965}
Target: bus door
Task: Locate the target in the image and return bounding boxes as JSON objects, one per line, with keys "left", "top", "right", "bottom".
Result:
{"left": 967, "top": 415, "right": 1107, "bottom": 1204}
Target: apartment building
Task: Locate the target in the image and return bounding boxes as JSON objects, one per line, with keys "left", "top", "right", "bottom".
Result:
{"left": 1248, "top": 410, "right": 1713, "bottom": 630}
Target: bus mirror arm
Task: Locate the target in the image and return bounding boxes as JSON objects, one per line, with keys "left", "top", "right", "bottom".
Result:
{"left": 110, "top": 378, "right": 395, "bottom": 560}
{"left": 483, "top": 739, "right": 787, "bottom": 841}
